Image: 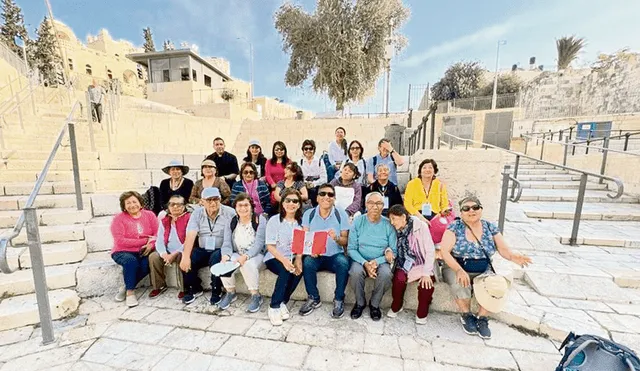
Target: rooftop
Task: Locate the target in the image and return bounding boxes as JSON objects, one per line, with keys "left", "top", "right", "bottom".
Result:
{"left": 126, "top": 49, "right": 233, "bottom": 81}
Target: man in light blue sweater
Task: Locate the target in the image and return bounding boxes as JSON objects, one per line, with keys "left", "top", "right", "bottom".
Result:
{"left": 348, "top": 192, "right": 397, "bottom": 321}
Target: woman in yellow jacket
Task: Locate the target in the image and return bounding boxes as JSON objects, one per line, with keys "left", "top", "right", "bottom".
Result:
{"left": 404, "top": 159, "right": 451, "bottom": 225}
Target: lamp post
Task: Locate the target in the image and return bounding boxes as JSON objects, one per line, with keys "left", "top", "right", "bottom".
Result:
{"left": 236, "top": 37, "right": 254, "bottom": 99}
{"left": 491, "top": 40, "right": 507, "bottom": 110}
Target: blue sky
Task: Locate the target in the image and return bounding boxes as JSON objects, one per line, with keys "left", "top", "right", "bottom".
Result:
{"left": 19, "top": 0, "right": 640, "bottom": 113}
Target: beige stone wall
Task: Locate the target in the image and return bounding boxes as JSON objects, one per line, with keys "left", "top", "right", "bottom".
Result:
{"left": 183, "top": 102, "right": 261, "bottom": 121}
{"left": 252, "top": 97, "right": 313, "bottom": 120}
{"left": 517, "top": 113, "right": 640, "bottom": 136}
{"left": 409, "top": 149, "right": 509, "bottom": 221}
{"left": 566, "top": 153, "right": 640, "bottom": 196}
{"left": 147, "top": 81, "right": 196, "bottom": 107}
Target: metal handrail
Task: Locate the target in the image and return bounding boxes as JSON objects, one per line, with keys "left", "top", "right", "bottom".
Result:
{"left": 0, "top": 101, "right": 83, "bottom": 274}
{"left": 521, "top": 134, "right": 640, "bottom": 158}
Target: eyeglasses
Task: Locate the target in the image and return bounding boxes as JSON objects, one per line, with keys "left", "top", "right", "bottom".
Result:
{"left": 303, "top": 147, "right": 314, "bottom": 151}
{"left": 366, "top": 201, "right": 385, "bottom": 208}
{"left": 283, "top": 198, "right": 300, "bottom": 204}
{"left": 204, "top": 197, "right": 220, "bottom": 203}
{"left": 350, "top": 147, "right": 361, "bottom": 150}
{"left": 318, "top": 191, "right": 335, "bottom": 198}
{"left": 202, "top": 165, "right": 215, "bottom": 169}
{"left": 168, "top": 202, "right": 184, "bottom": 207}
{"left": 243, "top": 170, "right": 255, "bottom": 175}
{"left": 460, "top": 204, "right": 482, "bottom": 212}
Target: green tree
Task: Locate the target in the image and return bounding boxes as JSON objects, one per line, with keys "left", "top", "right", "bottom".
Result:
{"left": 0, "top": 0, "right": 29, "bottom": 55}
{"left": 274, "top": 0, "right": 410, "bottom": 111}
{"left": 477, "top": 73, "right": 523, "bottom": 96}
{"left": 32, "top": 17, "right": 61, "bottom": 86}
{"left": 556, "top": 36, "right": 585, "bottom": 70}
{"left": 431, "top": 61, "right": 484, "bottom": 101}
{"left": 143, "top": 27, "right": 155, "bottom": 52}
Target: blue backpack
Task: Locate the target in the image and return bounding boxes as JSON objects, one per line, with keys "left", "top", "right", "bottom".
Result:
{"left": 556, "top": 332, "right": 640, "bottom": 371}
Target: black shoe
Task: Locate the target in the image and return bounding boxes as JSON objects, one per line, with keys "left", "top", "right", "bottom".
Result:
{"left": 369, "top": 306, "right": 382, "bottom": 321}
{"left": 350, "top": 304, "right": 365, "bottom": 319}
{"left": 182, "top": 289, "right": 203, "bottom": 305}
{"left": 210, "top": 293, "right": 222, "bottom": 306}
{"left": 461, "top": 312, "right": 478, "bottom": 335}
{"left": 476, "top": 316, "right": 492, "bottom": 339}
{"left": 332, "top": 300, "right": 345, "bottom": 319}
{"left": 299, "top": 296, "right": 322, "bottom": 316}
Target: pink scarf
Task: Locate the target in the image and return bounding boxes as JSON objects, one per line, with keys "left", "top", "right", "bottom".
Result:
{"left": 243, "top": 180, "right": 264, "bottom": 214}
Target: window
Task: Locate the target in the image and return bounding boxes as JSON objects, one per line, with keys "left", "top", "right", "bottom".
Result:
{"left": 85, "top": 64, "right": 92, "bottom": 75}
{"left": 107, "top": 69, "right": 113, "bottom": 80}
{"left": 163, "top": 70, "right": 170, "bottom": 82}
{"left": 192, "top": 69, "right": 197, "bottom": 82}
{"left": 204, "top": 75, "right": 211, "bottom": 87}
{"left": 68, "top": 58, "right": 73, "bottom": 71}
{"left": 181, "top": 67, "right": 190, "bottom": 81}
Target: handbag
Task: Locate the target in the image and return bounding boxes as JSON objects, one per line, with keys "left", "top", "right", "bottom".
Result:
{"left": 428, "top": 182, "right": 455, "bottom": 244}
{"left": 453, "top": 221, "right": 496, "bottom": 274}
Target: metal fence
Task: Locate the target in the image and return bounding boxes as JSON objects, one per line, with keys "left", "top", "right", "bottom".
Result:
{"left": 0, "top": 40, "right": 28, "bottom": 76}
{"left": 407, "top": 83, "right": 430, "bottom": 111}
{"left": 436, "top": 93, "right": 519, "bottom": 113}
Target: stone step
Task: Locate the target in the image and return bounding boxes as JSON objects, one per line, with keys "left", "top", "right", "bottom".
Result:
{"left": 1, "top": 181, "right": 95, "bottom": 196}
{"left": 1, "top": 150, "right": 99, "bottom": 161}
{"left": 0, "top": 264, "right": 78, "bottom": 297}
{"left": 0, "top": 288, "right": 80, "bottom": 331}
{"left": 519, "top": 189, "right": 640, "bottom": 203}
{"left": 2, "top": 224, "right": 85, "bottom": 246}
{"left": 0, "top": 208, "right": 92, "bottom": 228}
{"left": 517, "top": 174, "right": 582, "bottom": 181}
{"left": 0, "top": 194, "right": 92, "bottom": 211}
{"left": 2, "top": 159, "right": 101, "bottom": 171}
{"left": 522, "top": 202, "right": 640, "bottom": 221}
{"left": 516, "top": 164, "right": 559, "bottom": 170}
{"left": 518, "top": 181, "right": 608, "bottom": 190}
{"left": 5, "top": 240, "right": 87, "bottom": 268}
{"left": 511, "top": 169, "right": 570, "bottom": 176}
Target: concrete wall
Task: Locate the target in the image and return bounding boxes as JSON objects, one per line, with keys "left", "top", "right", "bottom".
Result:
{"left": 409, "top": 149, "right": 508, "bottom": 221}
{"left": 147, "top": 81, "right": 195, "bottom": 107}
{"left": 184, "top": 102, "right": 261, "bottom": 121}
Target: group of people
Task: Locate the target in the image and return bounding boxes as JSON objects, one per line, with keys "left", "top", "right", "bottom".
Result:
{"left": 110, "top": 131, "right": 532, "bottom": 340}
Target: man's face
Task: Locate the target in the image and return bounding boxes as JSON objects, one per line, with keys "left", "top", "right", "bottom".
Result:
{"left": 317, "top": 187, "right": 335, "bottom": 209}
{"left": 203, "top": 197, "right": 221, "bottom": 215}
{"left": 379, "top": 141, "right": 390, "bottom": 157}
{"left": 214, "top": 140, "right": 225, "bottom": 154}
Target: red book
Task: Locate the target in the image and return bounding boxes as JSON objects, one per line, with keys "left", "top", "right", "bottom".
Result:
{"left": 312, "top": 231, "right": 328, "bottom": 255}
{"left": 292, "top": 229, "right": 305, "bottom": 255}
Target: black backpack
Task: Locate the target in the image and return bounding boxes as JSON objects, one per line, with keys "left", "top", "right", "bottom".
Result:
{"left": 556, "top": 332, "right": 640, "bottom": 371}
{"left": 230, "top": 214, "right": 260, "bottom": 232}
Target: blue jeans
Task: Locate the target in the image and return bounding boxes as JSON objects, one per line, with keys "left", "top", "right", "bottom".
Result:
{"left": 183, "top": 247, "right": 222, "bottom": 296}
{"left": 265, "top": 258, "right": 302, "bottom": 309}
{"left": 302, "top": 253, "right": 349, "bottom": 301}
{"left": 112, "top": 251, "right": 150, "bottom": 290}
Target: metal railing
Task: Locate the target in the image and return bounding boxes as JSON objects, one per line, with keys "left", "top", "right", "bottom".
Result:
{"left": 439, "top": 132, "right": 624, "bottom": 245}
{"left": 0, "top": 40, "right": 28, "bottom": 76}
{"left": 406, "top": 104, "right": 437, "bottom": 155}
{"left": 84, "top": 89, "right": 121, "bottom": 152}
{"left": 436, "top": 93, "right": 519, "bottom": 114}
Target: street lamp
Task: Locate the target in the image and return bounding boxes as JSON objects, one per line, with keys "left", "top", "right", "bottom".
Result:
{"left": 236, "top": 37, "right": 254, "bottom": 99}
{"left": 491, "top": 40, "right": 507, "bottom": 110}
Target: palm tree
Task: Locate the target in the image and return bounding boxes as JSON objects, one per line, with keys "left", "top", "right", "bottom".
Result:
{"left": 556, "top": 36, "right": 585, "bottom": 70}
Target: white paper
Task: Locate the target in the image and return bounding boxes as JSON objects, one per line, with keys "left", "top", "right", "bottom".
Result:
{"left": 383, "top": 197, "right": 389, "bottom": 209}
{"left": 335, "top": 187, "right": 355, "bottom": 210}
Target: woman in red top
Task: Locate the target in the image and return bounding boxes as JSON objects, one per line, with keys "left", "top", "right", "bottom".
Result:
{"left": 110, "top": 191, "right": 159, "bottom": 307}
{"left": 265, "top": 141, "right": 290, "bottom": 210}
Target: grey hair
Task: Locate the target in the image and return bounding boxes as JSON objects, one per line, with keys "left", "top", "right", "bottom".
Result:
{"left": 375, "top": 163, "right": 390, "bottom": 173}
{"left": 458, "top": 194, "right": 482, "bottom": 208}
{"left": 365, "top": 191, "right": 384, "bottom": 202}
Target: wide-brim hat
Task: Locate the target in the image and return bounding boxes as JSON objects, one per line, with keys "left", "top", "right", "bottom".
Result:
{"left": 201, "top": 159, "right": 216, "bottom": 168}
{"left": 162, "top": 160, "right": 190, "bottom": 175}
{"left": 473, "top": 274, "right": 511, "bottom": 313}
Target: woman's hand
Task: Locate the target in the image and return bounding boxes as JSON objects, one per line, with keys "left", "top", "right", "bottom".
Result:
{"left": 384, "top": 249, "right": 394, "bottom": 264}
{"left": 419, "top": 275, "right": 434, "bottom": 289}
{"left": 293, "top": 257, "right": 303, "bottom": 276}
{"left": 511, "top": 253, "right": 532, "bottom": 268}
{"left": 141, "top": 242, "right": 153, "bottom": 257}
{"left": 456, "top": 269, "right": 471, "bottom": 287}
{"left": 236, "top": 254, "right": 249, "bottom": 266}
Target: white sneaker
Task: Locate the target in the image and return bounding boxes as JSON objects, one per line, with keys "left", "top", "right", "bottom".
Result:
{"left": 415, "top": 315, "right": 428, "bottom": 325}
{"left": 114, "top": 287, "right": 126, "bottom": 302}
{"left": 387, "top": 307, "right": 403, "bottom": 318}
{"left": 268, "top": 307, "right": 283, "bottom": 326}
{"left": 126, "top": 294, "right": 138, "bottom": 308}
{"left": 280, "top": 303, "right": 290, "bottom": 320}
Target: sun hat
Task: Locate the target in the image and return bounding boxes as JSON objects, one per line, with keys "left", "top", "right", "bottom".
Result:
{"left": 473, "top": 274, "right": 511, "bottom": 313}
{"left": 201, "top": 187, "right": 221, "bottom": 200}
{"left": 162, "top": 160, "right": 189, "bottom": 175}
{"left": 458, "top": 195, "right": 482, "bottom": 208}
{"left": 248, "top": 139, "right": 261, "bottom": 148}
{"left": 201, "top": 159, "right": 216, "bottom": 168}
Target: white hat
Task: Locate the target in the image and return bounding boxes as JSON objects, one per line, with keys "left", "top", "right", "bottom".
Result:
{"left": 473, "top": 274, "right": 511, "bottom": 313}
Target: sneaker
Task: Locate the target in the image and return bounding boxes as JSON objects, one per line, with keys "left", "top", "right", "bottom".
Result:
{"left": 148, "top": 286, "right": 167, "bottom": 298}
{"left": 268, "top": 307, "right": 283, "bottom": 326}
{"left": 125, "top": 294, "right": 138, "bottom": 308}
{"left": 476, "top": 316, "right": 492, "bottom": 339}
{"left": 246, "top": 294, "right": 263, "bottom": 313}
{"left": 218, "top": 292, "right": 237, "bottom": 310}
{"left": 177, "top": 291, "right": 185, "bottom": 300}
{"left": 332, "top": 300, "right": 345, "bottom": 319}
{"left": 210, "top": 292, "right": 222, "bottom": 306}
{"left": 387, "top": 307, "right": 403, "bottom": 318}
{"left": 369, "top": 306, "right": 382, "bottom": 321}
{"left": 299, "top": 297, "right": 322, "bottom": 316}
{"left": 415, "top": 315, "right": 428, "bottom": 325}
{"left": 280, "top": 303, "right": 290, "bottom": 320}
{"left": 460, "top": 313, "right": 478, "bottom": 335}
{"left": 182, "top": 290, "right": 203, "bottom": 305}
{"left": 114, "top": 287, "right": 126, "bottom": 302}
{"left": 350, "top": 304, "right": 365, "bottom": 320}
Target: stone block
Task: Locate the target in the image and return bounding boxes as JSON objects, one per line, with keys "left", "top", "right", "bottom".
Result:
{"left": 102, "top": 321, "right": 174, "bottom": 344}
{"left": 17, "top": 241, "right": 87, "bottom": 268}
{"left": 588, "top": 311, "right": 640, "bottom": 334}
{"left": 537, "top": 306, "right": 608, "bottom": 341}
{"left": 611, "top": 332, "right": 640, "bottom": 354}
{"left": 81, "top": 338, "right": 165, "bottom": 369}
{"left": 84, "top": 223, "right": 113, "bottom": 252}
{"left": 145, "top": 153, "right": 182, "bottom": 170}
{"left": 0, "top": 289, "right": 80, "bottom": 331}
{"left": 0, "top": 327, "right": 33, "bottom": 347}
{"left": 91, "top": 194, "right": 120, "bottom": 217}
{"left": 0, "top": 264, "right": 77, "bottom": 297}
{"left": 93, "top": 170, "right": 152, "bottom": 191}
{"left": 99, "top": 153, "right": 146, "bottom": 170}
{"left": 217, "top": 335, "right": 309, "bottom": 368}
{"left": 39, "top": 209, "right": 92, "bottom": 226}
{"left": 303, "top": 346, "right": 404, "bottom": 371}
{"left": 510, "top": 350, "right": 562, "bottom": 371}
{"left": 432, "top": 340, "right": 518, "bottom": 370}
{"left": 75, "top": 252, "right": 150, "bottom": 298}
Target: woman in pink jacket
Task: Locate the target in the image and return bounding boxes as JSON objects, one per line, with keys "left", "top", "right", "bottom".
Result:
{"left": 386, "top": 204, "right": 436, "bottom": 324}
{"left": 110, "top": 191, "right": 159, "bottom": 307}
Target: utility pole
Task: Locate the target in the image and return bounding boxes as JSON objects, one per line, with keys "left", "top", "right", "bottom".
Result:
{"left": 44, "top": 0, "right": 70, "bottom": 85}
{"left": 491, "top": 40, "right": 507, "bottom": 110}
{"left": 383, "top": 19, "right": 395, "bottom": 117}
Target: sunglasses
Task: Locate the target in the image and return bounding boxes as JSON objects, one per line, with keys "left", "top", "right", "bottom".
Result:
{"left": 460, "top": 204, "right": 482, "bottom": 212}
{"left": 243, "top": 170, "right": 255, "bottom": 175}
{"left": 350, "top": 147, "right": 361, "bottom": 150}
{"left": 318, "top": 191, "right": 335, "bottom": 198}
{"left": 283, "top": 198, "right": 300, "bottom": 204}
{"left": 303, "top": 147, "right": 314, "bottom": 151}
{"left": 204, "top": 197, "right": 220, "bottom": 203}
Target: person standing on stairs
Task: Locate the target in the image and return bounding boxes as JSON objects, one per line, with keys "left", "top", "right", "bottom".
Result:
{"left": 111, "top": 191, "right": 159, "bottom": 307}
{"left": 206, "top": 137, "right": 240, "bottom": 189}
{"left": 88, "top": 80, "right": 104, "bottom": 124}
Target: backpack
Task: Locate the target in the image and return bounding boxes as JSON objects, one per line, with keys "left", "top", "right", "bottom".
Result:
{"left": 308, "top": 207, "right": 341, "bottom": 224}
{"left": 142, "top": 186, "right": 162, "bottom": 216}
{"left": 372, "top": 154, "right": 396, "bottom": 170}
{"left": 230, "top": 214, "right": 260, "bottom": 232}
{"left": 556, "top": 332, "right": 640, "bottom": 371}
